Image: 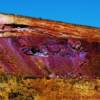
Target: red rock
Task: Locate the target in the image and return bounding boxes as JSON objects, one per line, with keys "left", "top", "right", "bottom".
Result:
{"left": 0, "top": 14, "right": 99, "bottom": 78}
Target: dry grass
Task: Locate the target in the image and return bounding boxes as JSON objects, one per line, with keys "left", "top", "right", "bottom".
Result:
{"left": 0, "top": 74, "right": 99, "bottom": 100}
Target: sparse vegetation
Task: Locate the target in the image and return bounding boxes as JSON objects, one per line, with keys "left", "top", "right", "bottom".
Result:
{"left": 0, "top": 73, "right": 99, "bottom": 100}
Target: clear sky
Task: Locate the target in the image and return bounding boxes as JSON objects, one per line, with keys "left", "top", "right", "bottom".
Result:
{"left": 0, "top": 0, "right": 99, "bottom": 27}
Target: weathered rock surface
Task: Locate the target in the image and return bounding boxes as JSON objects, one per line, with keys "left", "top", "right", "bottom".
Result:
{"left": 0, "top": 14, "right": 99, "bottom": 78}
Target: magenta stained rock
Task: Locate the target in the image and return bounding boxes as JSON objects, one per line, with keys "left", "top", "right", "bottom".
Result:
{"left": 0, "top": 35, "right": 99, "bottom": 78}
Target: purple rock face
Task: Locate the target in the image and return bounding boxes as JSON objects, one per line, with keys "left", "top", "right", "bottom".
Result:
{"left": 0, "top": 35, "right": 100, "bottom": 78}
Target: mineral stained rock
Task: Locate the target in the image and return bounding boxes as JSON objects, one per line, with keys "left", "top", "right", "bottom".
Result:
{"left": 0, "top": 14, "right": 100, "bottom": 78}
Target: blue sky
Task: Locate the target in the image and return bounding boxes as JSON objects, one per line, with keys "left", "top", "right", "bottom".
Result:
{"left": 0, "top": 0, "right": 100, "bottom": 27}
